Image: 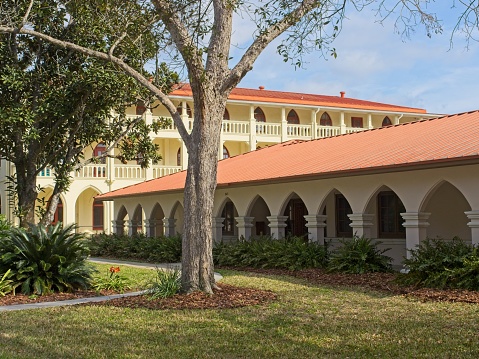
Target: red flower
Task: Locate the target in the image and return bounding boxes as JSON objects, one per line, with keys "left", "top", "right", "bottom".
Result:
{"left": 109, "top": 266, "right": 121, "bottom": 273}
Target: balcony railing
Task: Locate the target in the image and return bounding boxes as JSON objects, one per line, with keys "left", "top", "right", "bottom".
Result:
{"left": 75, "top": 165, "right": 107, "bottom": 178}
{"left": 153, "top": 166, "right": 182, "bottom": 178}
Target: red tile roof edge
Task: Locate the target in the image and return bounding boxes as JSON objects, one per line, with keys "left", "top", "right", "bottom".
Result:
{"left": 169, "top": 84, "right": 428, "bottom": 114}
{"left": 97, "top": 110, "right": 479, "bottom": 201}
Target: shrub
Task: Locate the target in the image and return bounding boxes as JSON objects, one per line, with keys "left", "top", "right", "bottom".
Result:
{"left": 213, "top": 236, "right": 329, "bottom": 270}
{"left": 328, "top": 236, "right": 392, "bottom": 274}
{"left": 0, "top": 269, "right": 15, "bottom": 296}
{"left": 147, "top": 267, "right": 181, "bottom": 299}
{"left": 0, "top": 223, "right": 95, "bottom": 295}
{"left": 92, "top": 266, "right": 131, "bottom": 293}
{"left": 397, "top": 237, "right": 479, "bottom": 289}
{"left": 87, "top": 233, "right": 182, "bottom": 263}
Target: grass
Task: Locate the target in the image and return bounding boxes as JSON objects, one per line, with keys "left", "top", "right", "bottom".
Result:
{"left": 90, "top": 262, "right": 156, "bottom": 291}
{"left": 1, "top": 267, "right": 479, "bottom": 358}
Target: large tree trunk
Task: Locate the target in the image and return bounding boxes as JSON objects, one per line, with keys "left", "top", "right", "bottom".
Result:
{"left": 180, "top": 87, "right": 226, "bottom": 293}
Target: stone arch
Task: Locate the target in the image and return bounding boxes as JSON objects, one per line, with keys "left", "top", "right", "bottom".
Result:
{"left": 218, "top": 197, "right": 239, "bottom": 237}
{"left": 280, "top": 192, "right": 308, "bottom": 238}
{"left": 149, "top": 203, "right": 165, "bottom": 237}
{"left": 37, "top": 186, "right": 66, "bottom": 225}
{"left": 170, "top": 201, "right": 184, "bottom": 235}
{"left": 364, "top": 185, "right": 406, "bottom": 240}
{"left": 317, "top": 188, "right": 352, "bottom": 238}
{"left": 131, "top": 204, "right": 145, "bottom": 235}
{"left": 420, "top": 180, "right": 472, "bottom": 241}
{"left": 246, "top": 195, "right": 272, "bottom": 237}
{"left": 75, "top": 186, "right": 103, "bottom": 234}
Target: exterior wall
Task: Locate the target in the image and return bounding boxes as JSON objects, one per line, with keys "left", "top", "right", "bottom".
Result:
{"left": 107, "top": 164, "right": 479, "bottom": 267}
{"left": 0, "top": 93, "right": 435, "bottom": 235}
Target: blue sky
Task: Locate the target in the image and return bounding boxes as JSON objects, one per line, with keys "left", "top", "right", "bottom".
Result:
{"left": 234, "top": 3, "right": 479, "bottom": 115}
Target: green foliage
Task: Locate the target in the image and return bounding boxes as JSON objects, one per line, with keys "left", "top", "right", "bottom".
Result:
{"left": 397, "top": 238, "right": 479, "bottom": 290}
{"left": 147, "top": 267, "right": 181, "bottom": 299}
{"left": 0, "top": 214, "right": 12, "bottom": 232}
{"left": 87, "top": 233, "right": 182, "bottom": 263}
{"left": 328, "top": 236, "right": 392, "bottom": 274}
{"left": 92, "top": 266, "right": 131, "bottom": 293}
{"left": 0, "top": 269, "right": 15, "bottom": 296}
{"left": 0, "top": 223, "right": 94, "bottom": 295}
{"left": 213, "top": 236, "right": 329, "bottom": 270}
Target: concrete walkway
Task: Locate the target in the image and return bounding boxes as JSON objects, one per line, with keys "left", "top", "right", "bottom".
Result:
{"left": 0, "top": 258, "right": 222, "bottom": 312}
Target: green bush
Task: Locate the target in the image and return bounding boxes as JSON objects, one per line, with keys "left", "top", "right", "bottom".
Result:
{"left": 0, "top": 269, "right": 15, "bottom": 296}
{"left": 147, "top": 267, "right": 181, "bottom": 299}
{"left": 213, "top": 236, "right": 329, "bottom": 270}
{"left": 328, "top": 236, "right": 392, "bottom": 274}
{"left": 0, "top": 223, "right": 94, "bottom": 295}
{"left": 397, "top": 237, "right": 479, "bottom": 289}
{"left": 87, "top": 233, "right": 182, "bottom": 263}
{"left": 92, "top": 266, "right": 131, "bottom": 293}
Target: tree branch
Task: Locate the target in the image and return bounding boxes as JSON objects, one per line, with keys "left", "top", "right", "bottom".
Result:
{"left": 0, "top": 25, "right": 190, "bottom": 143}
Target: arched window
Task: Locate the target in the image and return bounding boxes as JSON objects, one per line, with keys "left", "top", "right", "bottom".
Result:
{"left": 223, "top": 146, "right": 230, "bottom": 159}
{"left": 176, "top": 148, "right": 181, "bottom": 166}
{"left": 378, "top": 191, "right": 406, "bottom": 238}
{"left": 254, "top": 107, "right": 266, "bottom": 122}
{"left": 221, "top": 201, "right": 235, "bottom": 235}
{"left": 93, "top": 200, "right": 104, "bottom": 231}
{"left": 382, "top": 116, "right": 392, "bottom": 127}
{"left": 93, "top": 143, "right": 106, "bottom": 164}
{"left": 176, "top": 103, "right": 192, "bottom": 118}
{"left": 335, "top": 194, "right": 352, "bottom": 237}
{"left": 287, "top": 110, "right": 300, "bottom": 124}
{"left": 223, "top": 108, "right": 230, "bottom": 121}
{"left": 320, "top": 112, "right": 332, "bottom": 126}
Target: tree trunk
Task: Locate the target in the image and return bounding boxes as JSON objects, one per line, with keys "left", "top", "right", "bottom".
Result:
{"left": 40, "top": 188, "right": 61, "bottom": 226}
{"left": 180, "top": 88, "right": 226, "bottom": 294}
{"left": 14, "top": 160, "right": 39, "bottom": 228}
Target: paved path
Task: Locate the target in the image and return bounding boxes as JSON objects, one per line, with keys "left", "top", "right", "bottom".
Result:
{"left": 0, "top": 258, "right": 222, "bottom": 312}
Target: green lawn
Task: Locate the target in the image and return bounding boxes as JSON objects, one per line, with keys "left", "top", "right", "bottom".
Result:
{"left": 1, "top": 265, "right": 478, "bottom": 358}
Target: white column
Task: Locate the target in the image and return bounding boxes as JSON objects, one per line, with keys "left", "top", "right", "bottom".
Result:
{"left": 394, "top": 115, "right": 400, "bottom": 125}
{"left": 311, "top": 109, "right": 318, "bottom": 139}
{"left": 304, "top": 214, "right": 327, "bottom": 244}
{"left": 340, "top": 111, "right": 346, "bottom": 134}
{"left": 367, "top": 113, "right": 373, "bottom": 129}
{"left": 180, "top": 140, "right": 188, "bottom": 170}
{"left": 465, "top": 211, "right": 479, "bottom": 246}
{"left": 348, "top": 213, "right": 375, "bottom": 238}
{"left": 236, "top": 216, "right": 255, "bottom": 240}
{"left": 401, "top": 212, "right": 430, "bottom": 258}
{"left": 144, "top": 219, "right": 156, "bottom": 237}
{"left": 163, "top": 218, "right": 177, "bottom": 237}
{"left": 213, "top": 217, "right": 224, "bottom": 242}
{"left": 111, "top": 220, "right": 125, "bottom": 235}
{"left": 249, "top": 105, "right": 256, "bottom": 151}
{"left": 281, "top": 107, "right": 288, "bottom": 142}
{"left": 144, "top": 107, "right": 153, "bottom": 126}
{"left": 267, "top": 215, "right": 288, "bottom": 239}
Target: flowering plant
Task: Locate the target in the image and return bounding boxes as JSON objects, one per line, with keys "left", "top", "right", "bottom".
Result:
{"left": 92, "top": 266, "right": 131, "bottom": 293}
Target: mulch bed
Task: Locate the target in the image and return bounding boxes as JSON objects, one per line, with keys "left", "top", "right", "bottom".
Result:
{"left": 2, "top": 268, "right": 479, "bottom": 310}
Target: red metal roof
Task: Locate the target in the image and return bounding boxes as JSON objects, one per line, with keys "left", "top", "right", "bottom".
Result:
{"left": 170, "top": 84, "right": 427, "bottom": 114}
{"left": 98, "top": 110, "right": 479, "bottom": 200}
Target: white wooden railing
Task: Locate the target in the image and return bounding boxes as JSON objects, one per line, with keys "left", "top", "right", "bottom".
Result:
{"left": 75, "top": 165, "right": 107, "bottom": 178}
{"left": 287, "top": 124, "right": 312, "bottom": 138}
{"left": 115, "top": 165, "right": 145, "bottom": 179}
{"left": 317, "top": 126, "right": 341, "bottom": 138}
{"left": 256, "top": 123, "right": 281, "bottom": 136}
{"left": 222, "top": 120, "right": 250, "bottom": 134}
{"left": 152, "top": 166, "right": 182, "bottom": 178}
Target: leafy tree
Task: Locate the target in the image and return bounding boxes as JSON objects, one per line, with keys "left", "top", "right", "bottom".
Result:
{"left": 0, "top": 0, "right": 476, "bottom": 293}
{"left": 0, "top": 0, "right": 177, "bottom": 226}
